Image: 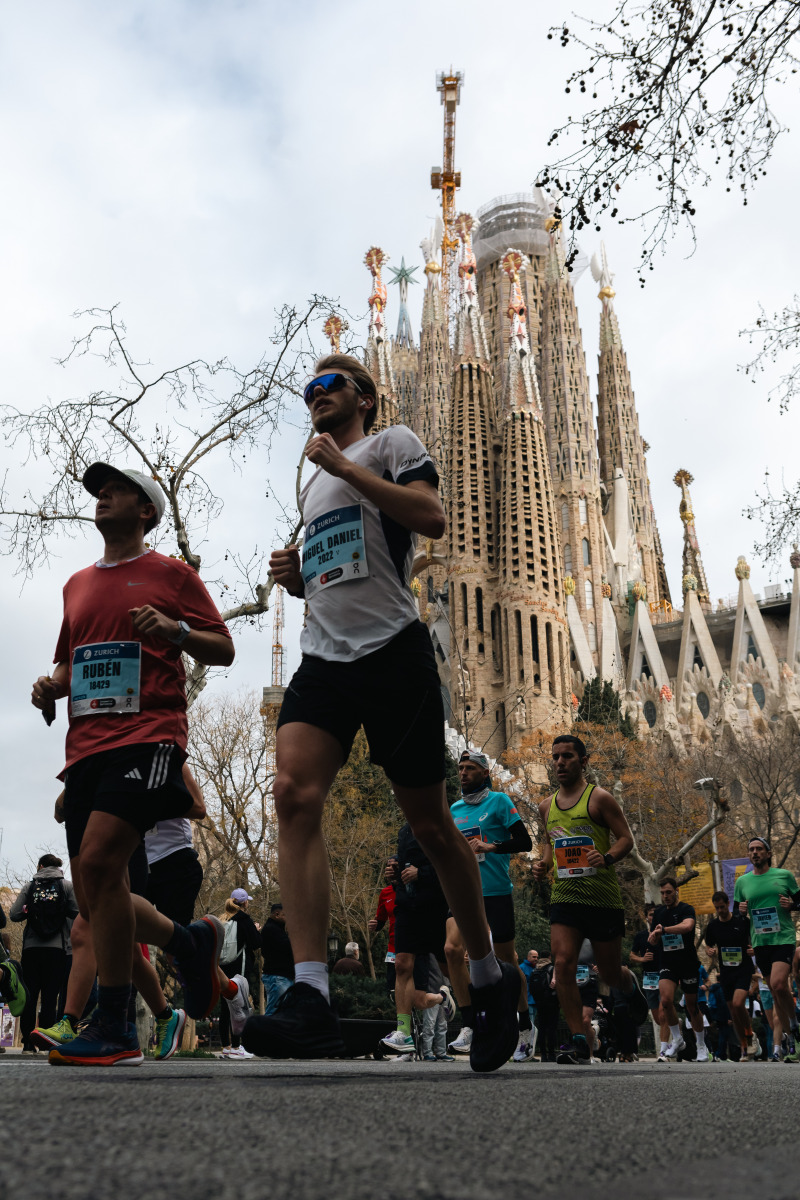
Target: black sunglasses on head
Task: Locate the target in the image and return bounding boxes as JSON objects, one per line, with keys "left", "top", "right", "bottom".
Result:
{"left": 303, "top": 372, "right": 362, "bottom": 406}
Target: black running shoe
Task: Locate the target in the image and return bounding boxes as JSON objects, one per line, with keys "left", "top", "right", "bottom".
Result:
{"left": 620, "top": 973, "right": 650, "bottom": 1026}
{"left": 468, "top": 961, "right": 519, "bottom": 1074}
{"left": 241, "top": 983, "right": 345, "bottom": 1059}
{"left": 174, "top": 915, "right": 224, "bottom": 1019}
{"left": 557, "top": 1034, "right": 591, "bottom": 1064}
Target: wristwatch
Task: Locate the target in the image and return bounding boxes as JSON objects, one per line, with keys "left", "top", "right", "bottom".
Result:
{"left": 603, "top": 852, "right": 615, "bottom": 868}
{"left": 169, "top": 620, "right": 191, "bottom": 647}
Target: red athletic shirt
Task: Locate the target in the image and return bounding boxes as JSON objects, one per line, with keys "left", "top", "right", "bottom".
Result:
{"left": 374, "top": 885, "right": 396, "bottom": 954}
{"left": 53, "top": 550, "right": 231, "bottom": 773}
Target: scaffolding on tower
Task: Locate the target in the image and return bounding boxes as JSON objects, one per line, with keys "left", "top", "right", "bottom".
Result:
{"left": 430, "top": 69, "right": 463, "bottom": 333}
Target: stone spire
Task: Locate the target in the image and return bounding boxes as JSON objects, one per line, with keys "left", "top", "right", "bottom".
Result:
{"left": 674, "top": 469, "right": 711, "bottom": 611}
{"left": 592, "top": 243, "right": 669, "bottom": 606}
{"left": 322, "top": 315, "right": 344, "bottom": 352}
{"left": 496, "top": 249, "right": 570, "bottom": 741}
{"left": 387, "top": 257, "right": 419, "bottom": 428}
{"left": 364, "top": 246, "right": 397, "bottom": 433}
{"left": 445, "top": 214, "right": 502, "bottom": 751}
{"left": 539, "top": 200, "right": 606, "bottom": 667}
{"left": 415, "top": 226, "right": 450, "bottom": 463}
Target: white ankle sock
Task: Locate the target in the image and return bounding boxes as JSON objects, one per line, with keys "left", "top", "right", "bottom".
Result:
{"left": 669, "top": 1023, "right": 680, "bottom": 1041}
{"left": 660, "top": 1040, "right": 670, "bottom": 1053}
{"left": 294, "top": 961, "right": 330, "bottom": 1002}
{"left": 469, "top": 951, "right": 502, "bottom": 989}
{"left": 695, "top": 1029, "right": 706, "bottom": 1048}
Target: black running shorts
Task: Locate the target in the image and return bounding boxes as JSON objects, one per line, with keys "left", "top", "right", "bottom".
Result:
{"left": 483, "top": 894, "right": 516, "bottom": 944}
{"left": 277, "top": 621, "right": 445, "bottom": 787}
{"left": 720, "top": 966, "right": 755, "bottom": 1001}
{"left": 658, "top": 962, "right": 700, "bottom": 994}
{"left": 754, "top": 943, "right": 795, "bottom": 975}
{"left": 64, "top": 742, "right": 192, "bottom": 859}
{"left": 145, "top": 847, "right": 204, "bottom": 926}
{"left": 549, "top": 902, "right": 625, "bottom": 943}
{"left": 394, "top": 899, "right": 448, "bottom": 959}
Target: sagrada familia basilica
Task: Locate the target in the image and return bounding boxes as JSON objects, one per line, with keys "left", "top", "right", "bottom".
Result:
{"left": 325, "top": 73, "right": 800, "bottom": 759}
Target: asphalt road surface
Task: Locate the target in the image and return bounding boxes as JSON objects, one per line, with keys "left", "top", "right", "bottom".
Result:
{"left": 1, "top": 1056, "right": 796, "bottom": 1200}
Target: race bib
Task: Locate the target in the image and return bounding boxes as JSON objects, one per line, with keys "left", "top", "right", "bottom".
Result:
{"left": 301, "top": 504, "right": 368, "bottom": 599}
{"left": 662, "top": 932, "right": 683, "bottom": 952}
{"left": 462, "top": 826, "right": 486, "bottom": 863}
{"left": 576, "top": 964, "right": 590, "bottom": 985}
{"left": 71, "top": 642, "right": 141, "bottom": 716}
{"left": 752, "top": 907, "right": 780, "bottom": 934}
{"left": 385, "top": 952, "right": 396, "bottom": 964}
{"left": 720, "top": 946, "right": 743, "bottom": 968}
{"left": 643, "top": 971, "right": 660, "bottom": 991}
{"left": 553, "top": 836, "right": 596, "bottom": 879}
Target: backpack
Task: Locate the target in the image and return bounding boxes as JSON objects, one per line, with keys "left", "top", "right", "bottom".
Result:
{"left": 26, "top": 876, "right": 67, "bottom": 940}
{"left": 220, "top": 916, "right": 242, "bottom": 969}
{"left": 527, "top": 962, "right": 555, "bottom": 1005}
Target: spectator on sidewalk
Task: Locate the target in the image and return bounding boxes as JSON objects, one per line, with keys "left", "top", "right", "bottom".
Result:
{"left": 10, "top": 855, "right": 78, "bottom": 1053}
{"left": 369, "top": 857, "right": 398, "bottom": 995}
{"left": 218, "top": 889, "right": 262, "bottom": 1059}
{"left": 332, "top": 942, "right": 366, "bottom": 976}
{"left": 261, "top": 903, "right": 295, "bottom": 1016}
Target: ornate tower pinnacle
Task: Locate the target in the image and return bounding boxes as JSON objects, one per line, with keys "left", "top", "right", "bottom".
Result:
{"left": 500, "top": 250, "right": 540, "bottom": 414}
{"left": 364, "top": 246, "right": 397, "bottom": 432}
{"left": 322, "top": 315, "right": 344, "bottom": 352}
{"left": 387, "top": 257, "right": 419, "bottom": 350}
{"left": 453, "top": 213, "right": 491, "bottom": 365}
{"left": 674, "top": 469, "right": 711, "bottom": 609}
{"left": 592, "top": 241, "right": 670, "bottom": 606}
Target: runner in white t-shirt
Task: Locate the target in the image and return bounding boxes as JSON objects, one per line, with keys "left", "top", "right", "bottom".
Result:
{"left": 243, "top": 354, "right": 519, "bottom": 1072}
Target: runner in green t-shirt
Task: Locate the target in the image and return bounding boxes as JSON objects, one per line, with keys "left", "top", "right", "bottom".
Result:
{"left": 734, "top": 837, "right": 800, "bottom": 1061}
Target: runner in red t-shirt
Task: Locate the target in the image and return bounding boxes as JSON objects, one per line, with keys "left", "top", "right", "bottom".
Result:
{"left": 369, "top": 857, "right": 398, "bottom": 993}
{"left": 31, "top": 463, "right": 235, "bottom": 1065}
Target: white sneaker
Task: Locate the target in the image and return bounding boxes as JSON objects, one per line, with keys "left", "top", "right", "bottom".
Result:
{"left": 512, "top": 1032, "right": 534, "bottom": 1062}
{"left": 381, "top": 1029, "right": 415, "bottom": 1053}
{"left": 747, "top": 1031, "right": 761, "bottom": 1056}
{"left": 438, "top": 985, "right": 456, "bottom": 1022}
{"left": 222, "top": 1045, "right": 254, "bottom": 1059}
{"left": 695, "top": 1045, "right": 709, "bottom": 1062}
{"left": 664, "top": 1034, "right": 685, "bottom": 1059}
{"left": 226, "top": 974, "right": 253, "bottom": 1037}
{"left": 657, "top": 1051, "right": 669, "bottom": 1062}
{"left": 448, "top": 1026, "right": 472, "bottom": 1054}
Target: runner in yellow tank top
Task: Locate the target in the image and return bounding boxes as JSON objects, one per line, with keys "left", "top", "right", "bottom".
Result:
{"left": 533, "top": 734, "right": 649, "bottom": 1063}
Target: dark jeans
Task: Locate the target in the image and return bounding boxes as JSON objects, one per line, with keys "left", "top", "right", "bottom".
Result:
{"left": 536, "top": 1004, "right": 560, "bottom": 1058}
{"left": 20, "top": 947, "right": 67, "bottom": 1048}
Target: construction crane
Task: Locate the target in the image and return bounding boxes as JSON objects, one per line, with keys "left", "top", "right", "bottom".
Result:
{"left": 271, "top": 583, "right": 285, "bottom": 689}
{"left": 430, "top": 69, "right": 464, "bottom": 325}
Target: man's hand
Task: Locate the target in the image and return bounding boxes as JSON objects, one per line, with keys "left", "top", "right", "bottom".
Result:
{"left": 468, "top": 837, "right": 489, "bottom": 856}
{"left": 738, "top": 901, "right": 749, "bottom": 917}
{"left": 532, "top": 859, "right": 549, "bottom": 881}
{"left": 54, "top": 791, "right": 66, "bottom": 825}
{"left": 585, "top": 847, "right": 605, "bottom": 868}
{"left": 31, "top": 674, "right": 67, "bottom": 711}
{"left": 269, "top": 545, "right": 304, "bottom": 596}
{"left": 648, "top": 924, "right": 663, "bottom": 944}
{"left": 400, "top": 866, "right": 419, "bottom": 885}
{"left": 368, "top": 919, "right": 378, "bottom": 932}
{"left": 780, "top": 894, "right": 793, "bottom": 910}
{"left": 641, "top": 949, "right": 654, "bottom": 963}
{"left": 305, "top": 433, "right": 351, "bottom": 477}
{"left": 129, "top": 606, "right": 180, "bottom": 642}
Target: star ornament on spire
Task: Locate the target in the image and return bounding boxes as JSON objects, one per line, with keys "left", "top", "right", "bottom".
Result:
{"left": 387, "top": 258, "right": 419, "bottom": 290}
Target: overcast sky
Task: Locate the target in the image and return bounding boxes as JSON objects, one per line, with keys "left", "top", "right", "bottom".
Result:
{"left": 2, "top": 1, "right": 799, "bottom": 876}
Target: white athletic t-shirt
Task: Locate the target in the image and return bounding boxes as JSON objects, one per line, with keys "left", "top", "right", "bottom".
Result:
{"left": 299, "top": 425, "right": 438, "bottom": 662}
{"left": 145, "top": 817, "right": 193, "bottom": 866}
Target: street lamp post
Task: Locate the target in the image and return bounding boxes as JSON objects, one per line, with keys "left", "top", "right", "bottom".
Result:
{"left": 694, "top": 777, "right": 723, "bottom": 891}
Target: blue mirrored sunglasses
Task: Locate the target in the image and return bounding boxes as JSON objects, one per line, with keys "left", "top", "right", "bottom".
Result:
{"left": 303, "top": 372, "right": 361, "bottom": 406}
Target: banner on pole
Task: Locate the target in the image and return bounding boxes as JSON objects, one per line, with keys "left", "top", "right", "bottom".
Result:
{"left": 678, "top": 863, "right": 716, "bottom": 915}
{"left": 721, "top": 858, "right": 753, "bottom": 908}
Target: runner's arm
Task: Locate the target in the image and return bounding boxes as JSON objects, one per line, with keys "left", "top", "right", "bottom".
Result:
{"left": 663, "top": 917, "right": 695, "bottom": 935}
{"left": 31, "top": 661, "right": 70, "bottom": 709}
{"left": 182, "top": 765, "right": 207, "bottom": 820}
{"left": 589, "top": 787, "right": 634, "bottom": 864}
{"left": 129, "top": 607, "right": 234, "bottom": 666}
{"left": 489, "top": 821, "right": 533, "bottom": 855}
{"left": 532, "top": 799, "right": 554, "bottom": 879}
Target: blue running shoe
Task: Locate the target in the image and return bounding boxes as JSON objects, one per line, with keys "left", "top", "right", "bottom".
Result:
{"left": 49, "top": 1014, "right": 142, "bottom": 1067}
{"left": 153, "top": 1007, "right": 186, "bottom": 1060}
{"left": 174, "top": 915, "right": 224, "bottom": 1019}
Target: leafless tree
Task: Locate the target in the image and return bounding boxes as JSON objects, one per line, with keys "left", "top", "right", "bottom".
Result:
{"left": 0, "top": 298, "right": 350, "bottom": 698}
{"left": 719, "top": 718, "right": 800, "bottom": 867}
{"left": 538, "top": 1, "right": 799, "bottom": 273}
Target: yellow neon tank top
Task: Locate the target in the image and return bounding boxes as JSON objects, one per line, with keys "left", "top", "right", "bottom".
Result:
{"left": 546, "top": 784, "right": 623, "bottom": 908}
